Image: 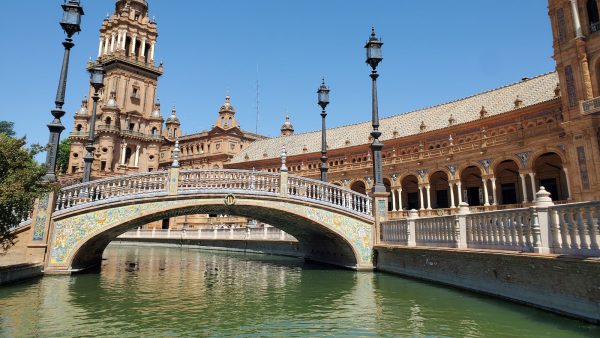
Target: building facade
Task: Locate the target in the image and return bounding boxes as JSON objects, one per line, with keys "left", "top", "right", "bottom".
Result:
{"left": 66, "top": 0, "right": 600, "bottom": 224}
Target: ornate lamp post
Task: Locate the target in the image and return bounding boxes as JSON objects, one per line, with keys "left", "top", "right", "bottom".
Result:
{"left": 317, "top": 79, "right": 330, "bottom": 182}
{"left": 365, "top": 27, "right": 386, "bottom": 194}
{"left": 82, "top": 66, "right": 105, "bottom": 183}
{"left": 44, "top": 0, "right": 84, "bottom": 182}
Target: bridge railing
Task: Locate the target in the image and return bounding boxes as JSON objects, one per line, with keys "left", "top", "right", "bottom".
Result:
{"left": 117, "top": 227, "right": 297, "bottom": 242}
{"left": 54, "top": 171, "right": 169, "bottom": 211}
{"left": 287, "top": 175, "right": 372, "bottom": 216}
{"left": 178, "top": 169, "right": 280, "bottom": 195}
{"left": 380, "top": 188, "right": 600, "bottom": 257}
{"left": 38, "top": 168, "right": 372, "bottom": 220}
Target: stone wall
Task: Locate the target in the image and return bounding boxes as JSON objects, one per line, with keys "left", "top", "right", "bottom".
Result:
{"left": 375, "top": 245, "right": 600, "bottom": 323}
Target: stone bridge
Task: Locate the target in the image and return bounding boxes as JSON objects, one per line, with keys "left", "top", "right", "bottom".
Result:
{"left": 21, "top": 168, "right": 380, "bottom": 273}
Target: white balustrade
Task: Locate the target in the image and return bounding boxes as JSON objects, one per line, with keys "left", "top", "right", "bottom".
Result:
{"left": 380, "top": 219, "right": 408, "bottom": 244}
{"left": 466, "top": 209, "right": 533, "bottom": 252}
{"left": 118, "top": 227, "right": 298, "bottom": 242}
{"left": 549, "top": 202, "right": 600, "bottom": 256}
{"left": 178, "top": 169, "right": 280, "bottom": 194}
{"left": 55, "top": 171, "right": 169, "bottom": 211}
{"left": 415, "top": 216, "right": 458, "bottom": 247}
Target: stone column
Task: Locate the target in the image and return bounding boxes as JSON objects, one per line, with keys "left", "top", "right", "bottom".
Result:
{"left": 570, "top": 0, "right": 583, "bottom": 38}
{"left": 419, "top": 185, "right": 425, "bottom": 210}
{"left": 134, "top": 145, "right": 141, "bottom": 167}
{"left": 519, "top": 173, "right": 528, "bottom": 203}
{"left": 529, "top": 172, "right": 537, "bottom": 202}
{"left": 490, "top": 177, "right": 497, "bottom": 205}
{"left": 120, "top": 143, "right": 127, "bottom": 165}
{"left": 122, "top": 30, "right": 127, "bottom": 50}
{"left": 563, "top": 167, "right": 572, "bottom": 200}
{"left": 398, "top": 188, "right": 403, "bottom": 210}
{"left": 482, "top": 178, "right": 490, "bottom": 206}
{"left": 98, "top": 38, "right": 103, "bottom": 57}
{"left": 104, "top": 36, "right": 109, "bottom": 55}
{"left": 116, "top": 31, "right": 122, "bottom": 50}
{"left": 131, "top": 34, "right": 137, "bottom": 56}
{"left": 457, "top": 181, "right": 463, "bottom": 205}
{"left": 110, "top": 32, "right": 116, "bottom": 52}
{"left": 425, "top": 185, "right": 432, "bottom": 210}
{"left": 150, "top": 41, "right": 156, "bottom": 61}
{"left": 391, "top": 189, "right": 397, "bottom": 211}
{"left": 141, "top": 38, "right": 147, "bottom": 57}
{"left": 449, "top": 182, "right": 455, "bottom": 208}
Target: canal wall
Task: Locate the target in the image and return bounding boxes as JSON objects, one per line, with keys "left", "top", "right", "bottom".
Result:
{"left": 375, "top": 245, "right": 600, "bottom": 323}
{"left": 112, "top": 238, "right": 303, "bottom": 258}
{"left": 0, "top": 263, "right": 42, "bottom": 285}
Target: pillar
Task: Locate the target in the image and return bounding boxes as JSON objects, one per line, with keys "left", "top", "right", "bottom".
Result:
{"left": 116, "top": 31, "right": 122, "bottom": 50}
{"left": 391, "top": 189, "right": 397, "bottom": 211}
{"left": 122, "top": 31, "right": 127, "bottom": 50}
{"left": 457, "top": 181, "right": 463, "bottom": 205}
{"left": 134, "top": 145, "right": 141, "bottom": 167}
{"left": 104, "top": 36, "right": 109, "bottom": 55}
{"left": 131, "top": 34, "right": 137, "bottom": 56}
{"left": 120, "top": 143, "right": 127, "bottom": 165}
{"left": 150, "top": 41, "right": 155, "bottom": 61}
{"left": 398, "top": 188, "right": 403, "bottom": 210}
{"left": 419, "top": 185, "right": 425, "bottom": 210}
{"left": 425, "top": 185, "right": 432, "bottom": 210}
{"left": 98, "top": 38, "right": 103, "bottom": 57}
{"left": 519, "top": 173, "right": 528, "bottom": 203}
{"left": 570, "top": 0, "right": 583, "bottom": 38}
{"left": 563, "top": 167, "right": 572, "bottom": 200}
{"left": 110, "top": 32, "right": 115, "bottom": 52}
{"left": 482, "top": 178, "right": 490, "bottom": 206}
{"left": 449, "top": 182, "right": 455, "bottom": 208}
{"left": 490, "top": 177, "right": 497, "bottom": 205}
{"left": 529, "top": 172, "right": 537, "bottom": 202}
{"left": 141, "top": 38, "right": 147, "bottom": 57}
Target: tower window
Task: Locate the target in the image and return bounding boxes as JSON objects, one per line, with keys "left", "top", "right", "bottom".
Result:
{"left": 129, "top": 123, "right": 135, "bottom": 131}
{"left": 105, "top": 117, "right": 111, "bottom": 125}
{"left": 76, "top": 124, "right": 82, "bottom": 132}
{"left": 557, "top": 8, "right": 567, "bottom": 43}
{"left": 588, "top": 0, "right": 600, "bottom": 32}
{"left": 151, "top": 127, "right": 158, "bottom": 135}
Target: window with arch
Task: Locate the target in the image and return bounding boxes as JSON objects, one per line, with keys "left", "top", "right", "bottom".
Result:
{"left": 76, "top": 124, "right": 83, "bottom": 132}
{"left": 151, "top": 127, "right": 158, "bottom": 135}
{"left": 588, "top": 0, "right": 600, "bottom": 32}
{"left": 105, "top": 117, "right": 112, "bottom": 126}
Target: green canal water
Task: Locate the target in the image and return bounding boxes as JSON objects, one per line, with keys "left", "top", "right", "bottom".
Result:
{"left": 1, "top": 245, "right": 598, "bottom": 337}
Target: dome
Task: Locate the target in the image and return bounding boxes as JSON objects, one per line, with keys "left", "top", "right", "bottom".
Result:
{"left": 76, "top": 97, "right": 88, "bottom": 115}
{"left": 151, "top": 100, "right": 161, "bottom": 118}
{"left": 219, "top": 96, "right": 235, "bottom": 113}
{"left": 280, "top": 115, "right": 294, "bottom": 136}
{"left": 106, "top": 97, "right": 118, "bottom": 108}
{"left": 166, "top": 106, "right": 180, "bottom": 124}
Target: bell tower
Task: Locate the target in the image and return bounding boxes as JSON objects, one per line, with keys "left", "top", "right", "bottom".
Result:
{"left": 68, "top": 0, "right": 164, "bottom": 177}
{"left": 549, "top": 0, "right": 600, "bottom": 200}
{"left": 549, "top": 0, "right": 600, "bottom": 118}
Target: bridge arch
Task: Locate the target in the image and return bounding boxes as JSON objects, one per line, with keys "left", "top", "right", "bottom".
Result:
{"left": 45, "top": 169, "right": 374, "bottom": 273}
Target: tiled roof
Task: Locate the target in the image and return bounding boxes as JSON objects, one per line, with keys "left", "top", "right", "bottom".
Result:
{"left": 230, "top": 72, "right": 559, "bottom": 163}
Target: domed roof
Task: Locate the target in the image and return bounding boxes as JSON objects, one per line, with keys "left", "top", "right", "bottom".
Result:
{"left": 280, "top": 115, "right": 294, "bottom": 136}
{"left": 151, "top": 99, "right": 161, "bottom": 118}
{"left": 166, "top": 106, "right": 180, "bottom": 124}
{"left": 76, "top": 97, "right": 88, "bottom": 115}
{"left": 219, "top": 96, "right": 235, "bottom": 114}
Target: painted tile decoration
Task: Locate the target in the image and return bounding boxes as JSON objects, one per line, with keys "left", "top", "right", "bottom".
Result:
{"left": 49, "top": 198, "right": 373, "bottom": 266}
{"left": 33, "top": 193, "right": 49, "bottom": 241}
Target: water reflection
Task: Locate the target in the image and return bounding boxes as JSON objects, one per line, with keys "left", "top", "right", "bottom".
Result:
{"left": 0, "top": 244, "right": 598, "bottom": 337}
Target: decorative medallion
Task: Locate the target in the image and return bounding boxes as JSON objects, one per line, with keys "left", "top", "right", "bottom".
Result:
{"left": 515, "top": 151, "right": 531, "bottom": 168}
{"left": 478, "top": 159, "right": 491, "bottom": 173}
{"left": 417, "top": 169, "right": 428, "bottom": 179}
{"left": 224, "top": 194, "right": 236, "bottom": 206}
{"left": 447, "top": 165, "right": 457, "bottom": 176}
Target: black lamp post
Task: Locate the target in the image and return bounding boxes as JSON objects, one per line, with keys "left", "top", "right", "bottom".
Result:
{"left": 318, "top": 79, "right": 330, "bottom": 182}
{"left": 82, "top": 66, "right": 105, "bottom": 183}
{"left": 43, "top": 0, "right": 84, "bottom": 182}
{"left": 365, "top": 27, "right": 386, "bottom": 193}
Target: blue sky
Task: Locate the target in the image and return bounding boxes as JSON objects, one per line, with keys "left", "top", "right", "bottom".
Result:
{"left": 0, "top": 1, "right": 554, "bottom": 149}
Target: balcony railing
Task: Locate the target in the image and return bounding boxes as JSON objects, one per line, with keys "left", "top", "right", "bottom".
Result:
{"left": 581, "top": 96, "right": 600, "bottom": 115}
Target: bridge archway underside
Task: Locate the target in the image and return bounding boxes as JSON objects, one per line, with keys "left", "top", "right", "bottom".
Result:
{"left": 47, "top": 193, "right": 374, "bottom": 272}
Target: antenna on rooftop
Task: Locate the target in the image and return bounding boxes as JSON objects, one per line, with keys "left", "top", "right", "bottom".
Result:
{"left": 255, "top": 64, "right": 260, "bottom": 134}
